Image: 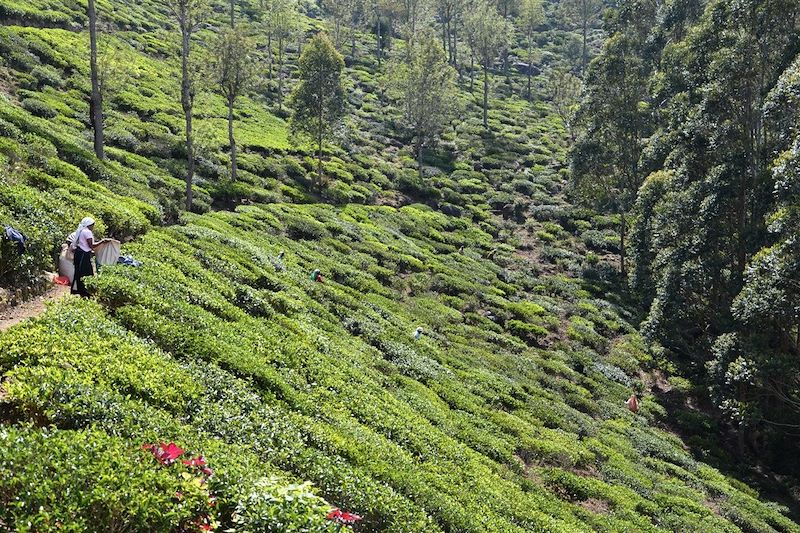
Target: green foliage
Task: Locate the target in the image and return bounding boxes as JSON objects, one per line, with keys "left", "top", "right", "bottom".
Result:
{"left": 388, "top": 33, "right": 458, "bottom": 175}
{"left": 0, "top": 0, "right": 798, "bottom": 530}
{"left": 0, "top": 426, "right": 208, "bottom": 532}
{"left": 575, "top": 0, "right": 800, "bottom": 476}
{"left": 289, "top": 33, "right": 346, "bottom": 188}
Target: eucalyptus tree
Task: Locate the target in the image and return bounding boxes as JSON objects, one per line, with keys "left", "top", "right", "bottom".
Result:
{"left": 464, "top": 0, "right": 508, "bottom": 128}
{"left": 390, "top": 34, "right": 458, "bottom": 177}
{"left": 289, "top": 33, "right": 346, "bottom": 188}
{"left": 87, "top": 0, "right": 104, "bottom": 159}
{"left": 167, "top": 0, "right": 209, "bottom": 210}
{"left": 517, "top": 0, "right": 544, "bottom": 99}
{"left": 208, "top": 26, "right": 257, "bottom": 182}
{"left": 563, "top": 0, "right": 602, "bottom": 76}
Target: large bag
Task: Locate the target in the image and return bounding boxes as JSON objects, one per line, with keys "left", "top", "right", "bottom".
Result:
{"left": 94, "top": 239, "right": 121, "bottom": 266}
{"left": 58, "top": 244, "right": 75, "bottom": 282}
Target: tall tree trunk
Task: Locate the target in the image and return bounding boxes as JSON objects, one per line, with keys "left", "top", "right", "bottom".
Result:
{"left": 230, "top": 0, "right": 235, "bottom": 26}
{"left": 228, "top": 95, "right": 238, "bottom": 181}
{"left": 620, "top": 210, "right": 627, "bottom": 278}
{"left": 482, "top": 65, "right": 488, "bottom": 128}
{"left": 316, "top": 86, "right": 324, "bottom": 189}
{"left": 88, "top": 0, "right": 104, "bottom": 160}
{"left": 453, "top": 21, "right": 460, "bottom": 79}
{"left": 317, "top": 131, "right": 323, "bottom": 189}
{"left": 181, "top": 27, "right": 195, "bottom": 211}
{"left": 441, "top": 19, "right": 448, "bottom": 58}
{"left": 452, "top": 21, "right": 457, "bottom": 63}
{"left": 581, "top": 17, "right": 587, "bottom": 76}
{"left": 386, "top": 15, "right": 393, "bottom": 51}
{"left": 376, "top": 16, "right": 382, "bottom": 65}
{"left": 277, "top": 38, "right": 284, "bottom": 111}
{"left": 267, "top": 33, "right": 273, "bottom": 80}
{"left": 416, "top": 133, "right": 423, "bottom": 178}
{"left": 526, "top": 39, "right": 532, "bottom": 100}
{"left": 469, "top": 53, "right": 474, "bottom": 92}
{"left": 351, "top": 22, "right": 357, "bottom": 59}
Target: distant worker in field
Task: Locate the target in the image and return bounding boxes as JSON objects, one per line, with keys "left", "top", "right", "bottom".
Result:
{"left": 272, "top": 250, "right": 285, "bottom": 272}
{"left": 626, "top": 392, "right": 639, "bottom": 414}
{"left": 310, "top": 268, "right": 324, "bottom": 283}
{"left": 413, "top": 326, "right": 424, "bottom": 341}
{"left": 69, "top": 217, "right": 110, "bottom": 297}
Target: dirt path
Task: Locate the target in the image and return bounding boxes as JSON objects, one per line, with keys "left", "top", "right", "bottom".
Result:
{"left": 0, "top": 283, "right": 71, "bottom": 332}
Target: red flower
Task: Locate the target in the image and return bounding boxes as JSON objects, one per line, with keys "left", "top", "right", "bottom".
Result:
{"left": 193, "top": 514, "right": 213, "bottom": 532}
{"left": 201, "top": 467, "right": 214, "bottom": 477}
{"left": 142, "top": 442, "right": 185, "bottom": 466}
{"left": 182, "top": 455, "right": 207, "bottom": 468}
{"left": 326, "top": 508, "right": 362, "bottom": 525}
{"left": 175, "top": 491, "right": 184, "bottom": 500}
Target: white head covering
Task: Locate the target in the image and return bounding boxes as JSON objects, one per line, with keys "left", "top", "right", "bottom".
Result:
{"left": 69, "top": 217, "right": 95, "bottom": 251}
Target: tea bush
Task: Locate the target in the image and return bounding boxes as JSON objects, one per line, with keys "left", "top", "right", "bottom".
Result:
{"left": 0, "top": 1, "right": 798, "bottom": 530}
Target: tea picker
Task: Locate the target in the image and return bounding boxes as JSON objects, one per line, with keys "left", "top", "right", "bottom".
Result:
{"left": 413, "top": 326, "right": 423, "bottom": 341}
{"left": 626, "top": 393, "right": 639, "bottom": 413}
{"left": 310, "top": 268, "right": 324, "bottom": 283}
{"left": 68, "top": 217, "right": 113, "bottom": 297}
{"left": 271, "top": 250, "right": 286, "bottom": 272}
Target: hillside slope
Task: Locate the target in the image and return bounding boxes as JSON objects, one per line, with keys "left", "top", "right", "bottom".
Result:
{"left": 1, "top": 0, "right": 799, "bottom": 531}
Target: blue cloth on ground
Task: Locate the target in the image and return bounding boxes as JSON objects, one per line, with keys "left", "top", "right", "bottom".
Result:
{"left": 117, "top": 255, "right": 142, "bottom": 267}
{"left": 4, "top": 225, "right": 27, "bottom": 254}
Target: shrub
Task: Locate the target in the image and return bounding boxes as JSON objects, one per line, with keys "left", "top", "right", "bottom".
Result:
{"left": 230, "top": 477, "right": 337, "bottom": 532}
{"left": 30, "top": 64, "right": 64, "bottom": 89}
{"left": 0, "top": 426, "right": 207, "bottom": 532}
{"left": 21, "top": 97, "right": 57, "bottom": 118}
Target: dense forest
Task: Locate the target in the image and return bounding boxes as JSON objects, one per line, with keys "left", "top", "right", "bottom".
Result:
{"left": 0, "top": 0, "right": 799, "bottom": 530}
{"left": 572, "top": 0, "right": 800, "bottom": 477}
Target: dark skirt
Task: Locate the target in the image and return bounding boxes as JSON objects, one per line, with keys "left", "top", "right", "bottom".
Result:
{"left": 72, "top": 248, "right": 94, "bottom": 296}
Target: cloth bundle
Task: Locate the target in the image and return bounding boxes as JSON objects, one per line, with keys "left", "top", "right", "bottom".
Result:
{"left": 4, "top": 225, "right": 27, "bottom": 254}
{"left": 94, "top": 239, "right": 121, "bottom": 266}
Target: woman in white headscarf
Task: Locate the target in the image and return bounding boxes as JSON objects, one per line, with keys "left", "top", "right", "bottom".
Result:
{"left": 69, "top": 217, "right": 109, "bottom": 296}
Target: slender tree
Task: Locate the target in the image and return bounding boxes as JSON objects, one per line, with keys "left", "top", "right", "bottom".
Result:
{"left": 87, "top": 0, "right": 104, "bottom": 159}
{"left": 167, "top": 0, "right": 209, "bottom": 211}
{"left": 436, "top": 0, "right": 456, "bottom": 60}
{"left": 365, "top": 0, "right": 385, "bottom": 64}
{"left": 365, "top": 0, "right": 399, "bottom": 64}
{"left": 547, "top": 67, "right": 581, "bottom": 139}
{"left": 208, "top": 26, "right": 256, "bottom": 182}
{"left": 563, "top": 0, "right": 602, "bottom": 76}
{"left": 464, "top": 0, "right": 508, "bottom": 128}
{"left": 390, "top": 33, "right": 457, "bottom": 178}
{"left": 272, "top": 0, "right": 298, "bottom": 110}
{"left": 517, "top": 0, "right": 544, "bottom": 100}
{"left": 289, "top": 33, "right": 346, "bottom": 189}
{"left": 323, "top": 0, "right": 350, "bottom": 46}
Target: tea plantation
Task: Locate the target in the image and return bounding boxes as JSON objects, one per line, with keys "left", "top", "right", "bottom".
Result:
{"left": 1, "top": 0, "right": 799, "bottom": 530}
